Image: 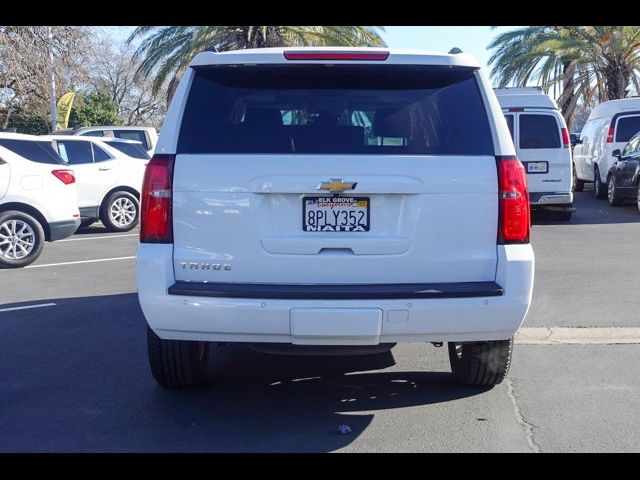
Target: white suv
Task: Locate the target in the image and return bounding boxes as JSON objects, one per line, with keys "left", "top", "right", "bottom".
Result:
{"left": 0, "top": 133, "right": 80, "bottom": 268}
{"left": 137, "top": 48, "right": 535, "bottom": 388}
{"left": 45, "top": 135, "right": 150, "bottom": 231}
{"left": 55, "top": 126, "right": 158, "bottom": 156}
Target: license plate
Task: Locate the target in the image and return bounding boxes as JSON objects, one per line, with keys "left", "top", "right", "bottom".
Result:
{"left": 526, "top": 161, "right": 548, "bottom": 173}
{"left": 303, "top": 196, "right": 369, "bottom": 232}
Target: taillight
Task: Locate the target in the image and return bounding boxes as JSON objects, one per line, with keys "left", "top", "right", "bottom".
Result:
{"left": 561, "top": 127, "right": 570, "bottom": 148}
{"left": 140, "top": 154, "right": 174, "bottom": 243}
{"left": 496, "top": 156, "right": 530, "bottom": 244}
{"left": 283, "top": 51, "right": 389, "bottom": 61}
{"left": 607, "top": 126, "right": 615, "bottom": 143}
{"left": 52, "top": 169, "right": 75, "bottom": 185}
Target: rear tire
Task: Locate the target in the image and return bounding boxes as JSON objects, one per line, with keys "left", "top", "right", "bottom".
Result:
{"left": 594, "top": 166, "right": 607, "bottom": 199}
{"left": 573, "top": 164, "right": 584, "bottom": 192}
{"left": 0, "top": 211, "right": 45, "bottom": 268}
{"left": 448, "top": 338, "right": 513, "bottom": 387}
{"left": 147, "top": 326, "right": 210, "bottom": 388}
{"left": 100, "top": 191, "right": 139, "bottom": 232}
{"left": 607, "top": 175, "right": 624, "bottom": 206}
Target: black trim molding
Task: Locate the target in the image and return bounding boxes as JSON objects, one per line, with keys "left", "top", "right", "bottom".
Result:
{"left": 168, "top": 281, "right": 504, "bottom": 300}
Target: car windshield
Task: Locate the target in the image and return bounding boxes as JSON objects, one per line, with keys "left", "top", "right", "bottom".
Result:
{"left": 104, "top": 141, "right": 150, "bottom": 159}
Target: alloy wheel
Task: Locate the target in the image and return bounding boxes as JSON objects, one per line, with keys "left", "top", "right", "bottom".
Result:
{"left": 0, "top": 219, "right": 35, "bottom": 260}
{"left": 109, "top": 197, "right": 137, "bottom": 227}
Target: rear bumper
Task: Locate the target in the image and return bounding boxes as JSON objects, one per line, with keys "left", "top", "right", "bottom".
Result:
{"left": 136, "top": 244, "right": 534, "bottom": 344}
{"left": 48, "top": 218, "right": 80, "bottom": 241}
{"left": 529, "top": 191, "right": 573, "bottom": 206}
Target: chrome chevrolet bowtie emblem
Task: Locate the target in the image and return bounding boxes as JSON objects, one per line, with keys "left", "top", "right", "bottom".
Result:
{"left": 317, "top": 179, "right": 357, "bottom": 193}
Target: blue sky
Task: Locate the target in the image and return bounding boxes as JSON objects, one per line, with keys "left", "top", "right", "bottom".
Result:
{"left": 100, "top": 26, "right": 521, "bottom": 78}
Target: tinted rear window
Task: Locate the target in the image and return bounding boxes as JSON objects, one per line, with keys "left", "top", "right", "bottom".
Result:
{"left": 615, "top": 116, "right": 640, "bottom": 142}
{"left": 114, "top": 130, "right": 149, "bottom": 150}
{"left": 0, "top": 139, "right": 65, "bottom": 165}
{"left": 104, "top": 141, "right": 150, "bottom": 159}
{"left": 178, "top": 64, "right": 494, "bottom": 155}
{"left": 519, "top": 114, "right": 560, "bottom": 149}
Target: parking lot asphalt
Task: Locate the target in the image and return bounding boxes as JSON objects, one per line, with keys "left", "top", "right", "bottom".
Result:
{"left": 1, "top": 191, "right": 640, "bottom": 452}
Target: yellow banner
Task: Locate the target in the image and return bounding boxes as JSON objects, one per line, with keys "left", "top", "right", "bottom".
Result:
{"left": 56, "top": 92, "right": 75, "bottom": 130}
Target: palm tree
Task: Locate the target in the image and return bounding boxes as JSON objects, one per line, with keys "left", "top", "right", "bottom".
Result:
{"left": 127, "top": 26, "right": 386, "bottom": 102}
{"left": 488, "top": 26, "right": 640, "bottom": 130}
{"left": 488, "top": 26, "right": 580, "bottom": 127}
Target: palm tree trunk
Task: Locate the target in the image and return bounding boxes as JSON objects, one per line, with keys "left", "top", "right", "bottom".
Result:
{"left": 604, "top": 65, "right": 630, "bottom": 100}
{"left": 558, "top": 61, "right": 576, "bottom": 130}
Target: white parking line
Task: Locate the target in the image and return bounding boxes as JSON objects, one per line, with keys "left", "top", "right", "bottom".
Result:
{"left": 59, "top": 234, "right": 138, "bottom": 242}
{"left": 516, "top": 327, "right": 640, "bottom": 345}
{"left": 0, "top": 303, "right": 57, "bottom": 313}
{"left": 24, "top": 256, "right": 136, "bottom": 269}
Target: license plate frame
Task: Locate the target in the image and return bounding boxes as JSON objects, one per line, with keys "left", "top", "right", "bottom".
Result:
{"left": 525, "top": 161, "right": 549, "bottom": 174}
{"left": 302, "top": 196, "right": 370, "bottom": 232}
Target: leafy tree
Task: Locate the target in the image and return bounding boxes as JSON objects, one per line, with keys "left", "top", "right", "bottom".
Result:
{"left": 0, "top": 26, "right": 93, "bottom": 130}
{"left": 488, "top": 26, "right": 640, "bottom": 129}
{"left": 68, "top": 91, "right": 123, "bottom": 128}
{"left": 127, "top": 26, "right": 386, "bottom": 101}
{"left": 1, "top": 106, "right": 50, "bottom": 134}
{"left": 88, "top": 40, "right": 167, "bottom": 128}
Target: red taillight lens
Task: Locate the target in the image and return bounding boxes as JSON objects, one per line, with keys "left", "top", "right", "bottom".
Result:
{"left": 283, "top": 51, "right": 389, "bottom": 61}
{"left": 607, "top": 126, "right": 615, "bottom": 143}
{"left": 561, "top": 127, "right": 570, "bottom": 148}
{"left": 140, "top": 154, "right": 174, "bottom": 243}
{"left": 497, "top": 156, "right": 530, "bottom": 244}
{"left": 52, "top": 169, "right": 75, "bottom": 185}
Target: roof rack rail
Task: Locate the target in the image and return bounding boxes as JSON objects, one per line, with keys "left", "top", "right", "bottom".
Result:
{"left": 448, "top": 47, "right": 463, "bottom": 54}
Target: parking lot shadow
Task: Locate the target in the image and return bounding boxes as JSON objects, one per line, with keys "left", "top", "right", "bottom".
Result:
{"left": 531, "top": 191, "right": 640, "bottom": 226}
{"left": 0, "top": 293, "right": 487, "bottom": 452}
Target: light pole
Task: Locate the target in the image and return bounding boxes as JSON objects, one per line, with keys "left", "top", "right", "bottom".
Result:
{"left": 48, "top": 26, "right": 57, "bottom": 133}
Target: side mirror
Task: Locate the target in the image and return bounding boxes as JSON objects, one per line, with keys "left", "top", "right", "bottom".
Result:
{"left": 612, "top": 148, "right": 622, "bottom": 158}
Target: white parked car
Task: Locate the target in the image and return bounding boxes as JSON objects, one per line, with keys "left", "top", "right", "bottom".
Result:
{"left": 495, "top": 87, "right": 574, "bottom": 220}
{"left": 0, "top": 133, "right": 80, "bottom": 268}
{"left": 573, "top": 98, "right": 640, "bottom": 198}
{"left": 137, "top": 47, "right": 535, "bottom": 389}
{"left": 54, "top": 126, "right": 158, "bottom": 156}
{"left": 44, "top": 135, "right": 149, "bottom": 232}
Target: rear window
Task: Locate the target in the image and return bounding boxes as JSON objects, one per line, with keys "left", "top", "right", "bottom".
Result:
{"left": 0, "top": 139, "right": 65, "bottom": 165}
{"left": 178, "top": 64, "right": 494, "bottom": 155}
{"left": 519, "top": 114, "right": 560, "bottom": 149}
{"left": 114, "top": 130, "right": 149, "bottom": 150}
{"left": 615, "top": 116, "right": 640, "bottom": 142}
{"left": 104, "top": 140, "right": 150, "bottom": 159}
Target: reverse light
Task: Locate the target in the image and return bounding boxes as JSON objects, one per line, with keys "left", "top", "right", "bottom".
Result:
{"left": 51, "top": 169, "right": 75, "bottom": 185}
{"left": 496, "top": 156, "right": 530, "bottom": 244}
{"left": 607, "top": 126, "right": 615, "bottom": 143}
{"left": 140, "top": 154, "right": 175, "bottom": 243}
{"left": 283, "top": 51, "right": 390, "bottom": 61}
{"left": 561, "top": 127, "right": 570, "bottom": 148}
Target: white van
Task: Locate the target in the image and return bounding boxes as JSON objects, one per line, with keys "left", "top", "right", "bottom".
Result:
{"left": 495, "top": 88, "right": 573, "bottom": 220}
{"left": 137, "top": 47, "right": 535, "bottom": 389}
{"left": 573, "top": 98, "right": 640, "bottom": 198}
